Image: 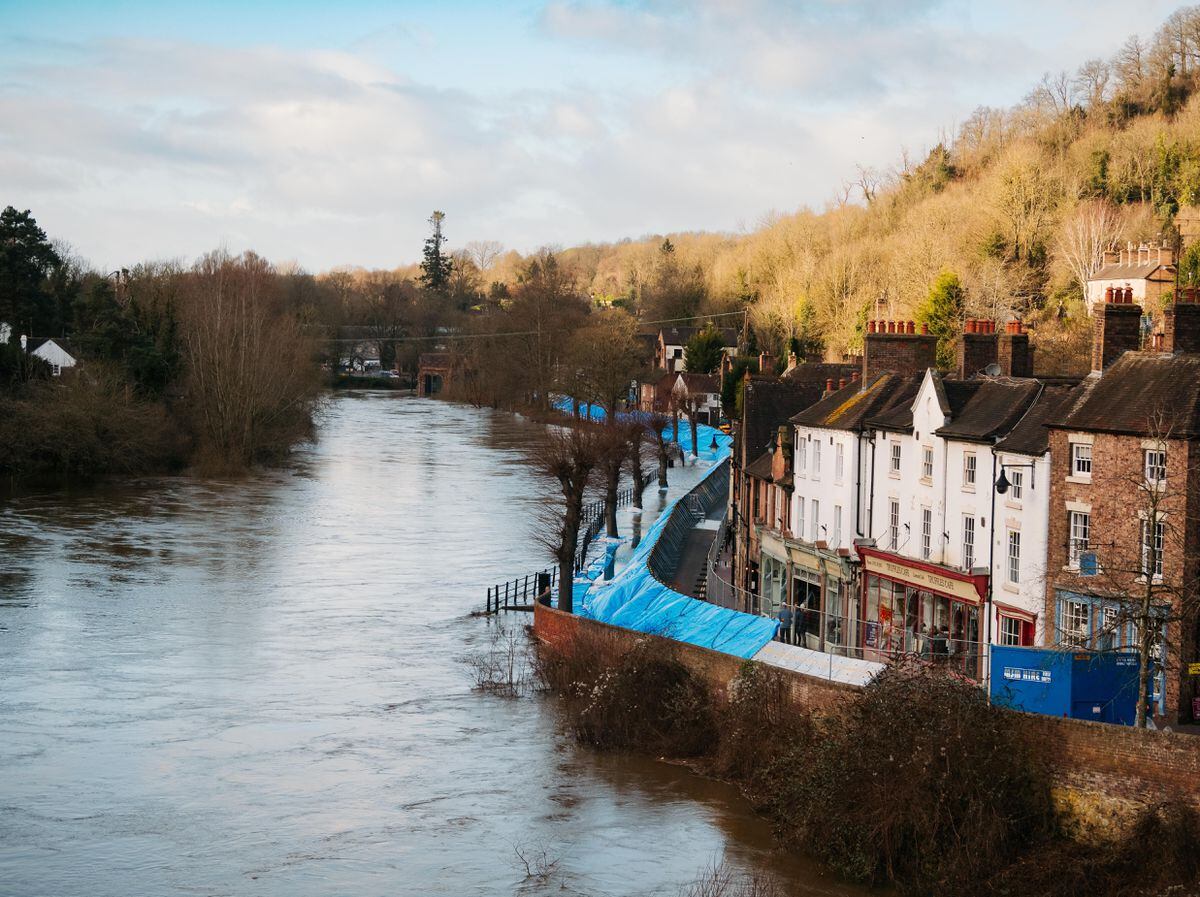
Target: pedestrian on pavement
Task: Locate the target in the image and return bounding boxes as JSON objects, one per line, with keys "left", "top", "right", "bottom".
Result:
{"left": 779, "top": 604, "right": 793, "bottom": 644}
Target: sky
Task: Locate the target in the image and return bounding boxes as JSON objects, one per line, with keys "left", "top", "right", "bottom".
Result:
{"left": 0, "top": 0, "right": 1188, "bottom": 272}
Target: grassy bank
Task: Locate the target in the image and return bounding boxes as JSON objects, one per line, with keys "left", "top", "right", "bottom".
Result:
{"left": 535, "top": 628, "right": 1200, "bottom": 897}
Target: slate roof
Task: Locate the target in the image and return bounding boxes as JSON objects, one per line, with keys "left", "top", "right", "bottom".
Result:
{"left": 739, "top": 363, "right": 857, "bottom": 461}
{"left": 1046, "top": 352, "right": 1200, "bottom": 437}
{"left": 993, "top": 383, "right": 1079, "bottom": 456}
{"left": 1090, "top": 262, "right": 1172, "bottom": 281}
{"left": 676, "top": 373, "right": 719, "bottom": 393}
{"left": 935, "top": 379, "right": 1044, "bottom": 443}
{"left": 744, "top": 449, "right": 775, "bottom": 481}
{"left": 658, "top": 325, "right": 739, "bottom": 346}
{"left": 791, "top": 373, "right": 922, "bottom": 432}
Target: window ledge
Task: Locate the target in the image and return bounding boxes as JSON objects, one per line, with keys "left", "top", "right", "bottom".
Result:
{"left": 1002, "top": 581, "right": 1021, "bottom": 594}
{"left": 1065, "top": 475, "right": 1092, "bottom": 485}
{"left": 963, "top": 484, "right": 976, "bottom": 493}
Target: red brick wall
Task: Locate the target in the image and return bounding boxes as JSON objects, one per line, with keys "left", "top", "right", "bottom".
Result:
{"left": 535, "top": 603, "right": 1200, "bottom": 815}
{"left": 1045, "top": 429, "right": 1200, "bottom": 723}
{"left": 862, "top": 332, "right": 938, "bottom": 384}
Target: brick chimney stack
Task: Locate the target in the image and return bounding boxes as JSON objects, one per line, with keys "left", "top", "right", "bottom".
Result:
{"left": 1092, "top": 286, "right": 1142, "bottom": 372}
{"left": 758, "top": 351, "right": 773, "bottom": 374}
{"left": 863, "top": 319, "right": 938, "bottom": 385}
{"left": 1164, "top": 288, "right": 1200, "bottom": 354}
{"left": 957, "top": 318, "right": 999, "bottom": 378}
{"left": 997, "top": 320, "right": 1033, "bottom": 377}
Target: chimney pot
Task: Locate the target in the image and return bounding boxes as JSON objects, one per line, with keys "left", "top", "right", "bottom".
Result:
{"left": 1105, "top": 286, "right": 1114, "bottom": 303}
{"left": 825, "top": 378, "right": 834, "bottom": 393}
{"left": 920, "top": 323, "right": 928, "bottom": 335}
{"left": 868, "top": 320, "right": 877, "bottom": 333}
{"left": 851, "top": 370, "right": 860, "bottom": 382}
{"left": 908, "top": 320, "right": 916, "bottom": 334}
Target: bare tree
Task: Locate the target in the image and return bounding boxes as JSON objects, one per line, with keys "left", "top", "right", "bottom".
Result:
{"left": 464, "top": 240, "right": 504, "bottom": 273}
{"left": 624, "top": 418, "right": 655, "bottom": 511}
{"left": 533, "top": 423, "right": 603, "bottom": 614}
{"left": 1074, "top": 58, "right": 1112, "bottom": 109}
{"left": 1055, "top": 199, "right": 1123, "bottom": 294}
{"left": 647, "top": 412, "right": 672, "bottom": 491}
{"left": 565, "top": 308, "right": 642, "bottom": 418}
{"left": 594, "top": 422, "right": 631, "bottom": 538}
{"left": 1058, "top": 410, "right": 1200, "bottom": 727}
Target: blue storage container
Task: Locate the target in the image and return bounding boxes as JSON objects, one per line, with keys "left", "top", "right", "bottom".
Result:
{"left": 989, "top": 645, "right": 1140, "bottom": 726}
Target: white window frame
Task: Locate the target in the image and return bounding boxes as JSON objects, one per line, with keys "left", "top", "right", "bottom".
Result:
{"left": 1009, "top": 468, "right": 1024, "bottom": 500}
{"left": 1144, "top": 448, "right": 1166, "bottom": 486}
{"left": 963, "top": 452, "right": 976, "bottom": 488}
{"left": 999, "top": 615, "right": 1022, "bottom": 646}
{"left": 1063, "top": 600, "right": 1090, "bottom": 643}
{"left": 921, "top": 508, "right": 932, "bottom": 559}
{"left": 889, "top": 442, "right": 901, "bottom": 476}
{"left": 796, "top": 496, "right": 805, "bottom": 538}
{"left": 1071, "top": 443, "right": 1092, "bottom": 478}
{"left": 797, "top": 438, "right": 807, "bottom": 476}
{"left": 813, "top": 440, "right": 822, "bottom": 480}
{"left": 962, "top": 515, "right": 975, "bottom": 570}
{"left": 889, "top": 499, "right": 900, "bottom": 550}
{"left": 1068, "top": 511, "right": 1090, "bottom": 567}
{"left": 834, "top": 443, "right": 844, "bottom": 483}
{"left": 833, "top": 505, "right": 842, "bottom": 547}
{"left": 810, "top": 499, "right": 820, "bottom": 543}
{"left": 1141, "top": 516, "right": 1165, "bottom": 580}
{"left": 1007, "top": 529, "right": 1020, "bottom": 584}
{"left": 921, "top": 446, "right": 933, "bottom": 480}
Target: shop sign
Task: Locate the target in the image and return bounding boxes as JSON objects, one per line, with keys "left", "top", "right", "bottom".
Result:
{"left": 1188, "top": 662, "right": 1200, "bottom": 676}
{"left": 863, "top": 554, "right": 982, "bottom": 604}
{"left": 1003, "top": 666, "right": 1052, "bottom": 684}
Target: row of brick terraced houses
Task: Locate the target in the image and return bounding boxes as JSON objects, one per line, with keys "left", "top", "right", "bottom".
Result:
{"left": 726, "top": 287, "right": 1200, "bottom": 725}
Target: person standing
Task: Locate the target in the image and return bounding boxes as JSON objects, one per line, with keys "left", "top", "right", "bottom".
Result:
{"left": 778, "top": 604, "right": 793, "bottom": 645}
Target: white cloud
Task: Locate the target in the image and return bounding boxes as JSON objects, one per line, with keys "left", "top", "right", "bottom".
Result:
{"left": 0, "top": 1, "right": 1188, "bottom": 270}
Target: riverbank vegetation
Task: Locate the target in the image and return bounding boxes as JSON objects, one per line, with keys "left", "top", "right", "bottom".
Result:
{"left": 535, "top": 628, "right": 1200, "bottom": 897}
{"left": 0, "top": 208, "right": 323, "bottom": 484}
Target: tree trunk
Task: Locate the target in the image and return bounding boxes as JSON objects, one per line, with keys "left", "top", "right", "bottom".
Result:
{"left": 558, "top": 554, "right": 575, "bottom": 615}
{"left": 689, "top": 406, "right": 699, "bottom": 457}
{"left": 657, "top": 437, "right": 669, "bottom": 490}
{"left": 633, "top": 471, "right": 646, "bottom": 510}
{"left": 604, "top": 461, "right": 620, "bottom": 538}
{"left": 1136, "top": 586, "right": 1154, "bottom": 728}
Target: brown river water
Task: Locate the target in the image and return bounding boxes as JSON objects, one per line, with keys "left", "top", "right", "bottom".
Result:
{"left": 0, "top": 392, "right": 863, "bottom": 897}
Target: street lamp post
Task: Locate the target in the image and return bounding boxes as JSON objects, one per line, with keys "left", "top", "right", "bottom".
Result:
{"left": 986, "top": 459, "right": 1038, "bottom": 691}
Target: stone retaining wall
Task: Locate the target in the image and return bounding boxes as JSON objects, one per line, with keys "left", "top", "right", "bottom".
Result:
{"left": 534, "top": 602, "right": 1200, "bottom": 827}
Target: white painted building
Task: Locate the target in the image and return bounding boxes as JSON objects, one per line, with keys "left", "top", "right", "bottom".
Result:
{"left": 30, "top": 338, "right": 78, "bottom": 376}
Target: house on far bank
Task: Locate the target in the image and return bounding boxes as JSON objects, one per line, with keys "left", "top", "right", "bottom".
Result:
{"left": 28, "top": 338, "right": 77, "bottom": 376}
{"left": 671, "top": 372, "right": 721, "bottom": 425}
{"left": 654, "top": 325, "right": 739, "bottom": 372}
{"left": 1086, "top": 242, "right": 1175, "bottom": 319}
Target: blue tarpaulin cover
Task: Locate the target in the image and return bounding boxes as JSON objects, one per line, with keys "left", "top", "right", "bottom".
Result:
{"left": 552, "top": 397, "right": 777, "bottom": 660}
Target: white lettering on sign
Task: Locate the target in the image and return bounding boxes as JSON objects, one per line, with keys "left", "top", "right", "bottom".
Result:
{"left": 1003, "top": 666, "right": 1052, "bottom": 684}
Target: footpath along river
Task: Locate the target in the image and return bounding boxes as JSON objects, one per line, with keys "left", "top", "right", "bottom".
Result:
{"left": 0, "top": 393, "right": 862, "bottom": 897}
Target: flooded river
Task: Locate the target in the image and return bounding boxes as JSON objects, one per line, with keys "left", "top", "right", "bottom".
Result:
{"left": 0, "top": 393, "right": 858, "bottom": 897}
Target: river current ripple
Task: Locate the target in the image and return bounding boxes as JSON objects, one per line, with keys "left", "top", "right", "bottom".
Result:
{"left": 0, "top": 393, "right": 858, "bottom": 897}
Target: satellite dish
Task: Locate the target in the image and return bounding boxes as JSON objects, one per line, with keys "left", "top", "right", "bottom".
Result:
{"left": 984, "top": 362, "right": 1002, "bottom": 377}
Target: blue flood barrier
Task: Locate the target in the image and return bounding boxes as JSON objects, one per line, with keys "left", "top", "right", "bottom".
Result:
{"left": 551, "top": 396, "right": 776, "bottom": 660}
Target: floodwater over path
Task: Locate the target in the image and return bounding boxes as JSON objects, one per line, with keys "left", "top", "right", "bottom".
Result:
{"left": 0, "top": 394, "right": 861, "bottom": 897}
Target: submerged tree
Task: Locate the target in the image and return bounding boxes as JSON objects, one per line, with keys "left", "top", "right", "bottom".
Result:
{"left": 534, "top": 423, "right": 603, "bottom": 614}
{"left": 647, "top": 412, "right": 672, "bottom": 491}
{"left": 624, "top": 418, "right": 655, "bottom": 511}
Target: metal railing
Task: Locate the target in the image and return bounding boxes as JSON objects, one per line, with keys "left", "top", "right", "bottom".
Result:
{"left": 482, "top": 486, "right": 637, "bottom": 614}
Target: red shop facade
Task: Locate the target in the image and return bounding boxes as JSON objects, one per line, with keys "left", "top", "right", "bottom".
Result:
{"left": 855, "top": 546, "right": 989, "bottom": 679}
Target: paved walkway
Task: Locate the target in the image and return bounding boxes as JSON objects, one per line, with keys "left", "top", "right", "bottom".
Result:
{"left": 667, "top": 506, "right": 725, "bottom": 597}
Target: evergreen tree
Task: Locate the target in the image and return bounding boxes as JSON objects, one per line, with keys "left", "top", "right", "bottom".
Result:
{"left": 916, "top": 271, "right": 966, "bottom": 369}
{"left": 0, "top": 206, "right": 62, "bottom": 343}
{"left": 419, "top": 210, "right": 453, "bottom": 296}
{"left": 684, "top": 323, "right": 725, "bottom": 374}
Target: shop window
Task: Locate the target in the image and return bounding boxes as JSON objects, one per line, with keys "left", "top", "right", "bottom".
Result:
{"left": 889, "top": 500, "right": 900, "bottom": 550}
{"left": 963, "top": 453, "right": 976, "bottom": 488}
{"left": 962, "top": 515, "right": 975, "bottom": 570}
{"left": 921, "top": 509, "right": 932, "bottom": 559}
{"left": 1068, "top": 510, "right": 1090, "bottom": 567}
{"left": 999, "top": 615, "right": 1033, "bottom": 647}
{"left": 1007, "top": 530, "right": 1020, "bottom": 584}
{"left": 1071, "top": 443, "right": 1092, "bottom": 478}
{"left": 889, "top": 442, "right": 901, "bottom": 475}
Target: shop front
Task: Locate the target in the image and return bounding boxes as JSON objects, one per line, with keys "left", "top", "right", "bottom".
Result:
{"left": 856, "top": 546, "right": 989, "bottom": 679}
{"left": 759, "top": 529, "right": 856, "bottom": 653}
